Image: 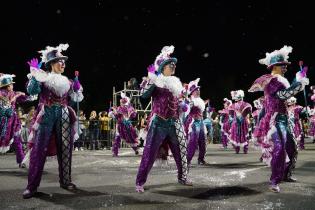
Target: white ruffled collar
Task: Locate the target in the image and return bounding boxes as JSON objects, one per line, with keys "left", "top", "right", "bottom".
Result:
{"left": 149, "top": 73, "right": 183, "bottom": 97}
{"left": 29, "top": 68, "right": 70, "bottom": 97}
{"left": 191, "top": 96, "right": 205, "bottom": 112}
{"left": 44, "top": 72, "right": 70, "bottom": 97}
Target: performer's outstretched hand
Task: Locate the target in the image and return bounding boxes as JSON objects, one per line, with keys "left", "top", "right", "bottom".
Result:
{"left": 147, "top": 64, "right": 155, "bottom": 73}
{"left": 27, "top": 58, "right": 42, "bottom": 70}
{"left": 296, "top": 66, "right": 309, "bottom": 85}
{"left": 73, "top": 71, "right": 81, "bottom": 91}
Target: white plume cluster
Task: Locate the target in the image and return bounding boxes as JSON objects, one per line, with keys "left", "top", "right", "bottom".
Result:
{"left": 259, "top": 45, "right": 292, "bottom": 66}
{"left": 231, "top": 90, "right": 244, "bottom": 100}
{"left": 38, "top": 43, "right": 69, "bottom": 63}
{"left": 0, "top": 73, "right": 15, "bottom": 80}
{"left": 223, "top": 98, "right": 232, "bottom": 105}
{"left": 154, "top": 45, "right": 175, "bottom": 70}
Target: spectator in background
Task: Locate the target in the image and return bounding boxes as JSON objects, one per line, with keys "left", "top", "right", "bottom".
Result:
{"left": 17, "top": 108, "right": 27, "bottom": 149}
{"left": 138, "top": 113, "right": 148, "bottom": 147}
{"left": 99, "top": 111, "right": 111, "bottom": 150}
{"left": 127, "top": 77, "right": 139, "bottom": 90}
{"left": 75, "top": 110, "right": 86, "bottom": 151}
{"left": 127, "top": 78, "right": 143, "bottom": 110}
{"left": 89, "top": 110, "right": 100, "bottom": 150}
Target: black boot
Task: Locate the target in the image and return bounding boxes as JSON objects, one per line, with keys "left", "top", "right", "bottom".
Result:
{"left": 60, "top": 182, "right": 77, "bottom": 190}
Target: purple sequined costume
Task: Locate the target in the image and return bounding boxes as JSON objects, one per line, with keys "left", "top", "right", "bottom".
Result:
{"left": 185, "top": 97, "right": 206, "bottom": 165}
{"left": 249, "top": 74, "right": 306, "bottom": 186}
{"left": 251, "top": 108, "right": 265, "bottom": 148}
{"left": 111, "top": 104, "right": 139, "bottom": 156}
{"left": 228, "top": 101, "right": 252, "bottom": 154}
{"left": 136, "top": 74, "right": 189, "bottom": 188}
{"left": 288, "top": 105, "right": 304, "bottom": 150}
{"left": 24, "top": 70, "right": 83, "bottom": 193}
{"left": 309, "top": 110, "right": 315, "bottom": 138}
{"left": 218, "top": 109, "right": 230, "bottom": 148}
{"left": 252, "top": 110, "right": 260, "bottom": 126}
{"left": 0, "top": 90, "right": 28, "bottom": 164}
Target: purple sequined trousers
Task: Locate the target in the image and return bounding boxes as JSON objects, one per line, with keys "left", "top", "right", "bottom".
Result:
{"left": 221, "top": 134, "right": 228, "bottom": 148}
{"left": 27, "top": 106, "right": 74, "bottom": 192}
{"left": 13, "top": 135, "right": 25, "bottom": 163}
{"left": 112, "top": 133, "right": 138, "bottom": 156}
{"left": 219, "top": 112, "right": 230, "bottom": 148}
{"left": 136, "top": 116, "right": 183, "bottom": 186}
{"left": 270, "top": 114, "right": 297, "bottom": 185}
{"left": 186, "top": 120, "right": 206, "bottom": 164}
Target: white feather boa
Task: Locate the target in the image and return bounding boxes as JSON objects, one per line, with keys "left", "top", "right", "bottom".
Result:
{"left": 30, "top": 68, "right": 70, "bottom": 97}
{"left": 191, "top": 97, "right": 205, "bottom": 112}
{"left": 148, "top": 72, "right": 183, "bottom": 97}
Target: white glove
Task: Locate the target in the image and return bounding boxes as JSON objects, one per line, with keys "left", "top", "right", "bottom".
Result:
{"left": 296, "top": 71, "right": 309, "bottom": 86}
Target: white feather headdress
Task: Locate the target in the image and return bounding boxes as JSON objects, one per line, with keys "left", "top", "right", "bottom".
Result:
{"left": 187, "top": 78, "right": 200, "bottom": 95}
{"left": 120, "top": 92, "right": 130, "bottom": 105}
{"left": 223, "top": 98, "right": 232, "bottom": 106}
{"left": 0, "top": 73, "right": 15, "bottom": 80}
{"left": 154, "top": 45, "right": 175, "bottom": 71}
{"left": 253, "top": 99, "right": 262, "bottom": 108}
{"left": 259, "top": 45, "right": 292, "bottom": 67}
{"left": 38, "top": 43, "right": 69, "bottom": 63}
{"left": 231, "top": 90, "right": 244, "bottom": 100}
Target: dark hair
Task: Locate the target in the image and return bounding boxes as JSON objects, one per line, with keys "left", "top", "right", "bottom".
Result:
{"left": 128, "top": 77, "right": 139, "bottom": 90}
{"left": 45, "top": 60, "right": 58, "bottom": 71}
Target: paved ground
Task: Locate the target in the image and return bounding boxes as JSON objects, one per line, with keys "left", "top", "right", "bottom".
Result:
{"left": 1, "top": 139, "right": 315, "bottom": 210}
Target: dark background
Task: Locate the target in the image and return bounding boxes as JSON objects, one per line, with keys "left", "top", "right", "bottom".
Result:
{"left": 1, "top": 0, "right": 314, "bottom": 114}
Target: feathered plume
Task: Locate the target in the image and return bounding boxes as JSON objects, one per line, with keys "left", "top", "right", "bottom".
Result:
{"left": 259, "top": 45, "right": 292, "bottom": 66}
{"left": 120, "top": 92, "right": 127, "bottom": 99}
{"left": 154, "top": 45, "right": 175, "bottom": 71}
{"left": 231, "top": 90, "right": 244, "bottom": 100}
{"left": 120, "top": 92, "right": 130, "bottom": 104}
{"left": 38, "top": 43, "right": 69, "bottom": 63}
{"left": 253, "top": 99, "right": 262, "bottom": 108}
{"left": 223, "top": 98, "right": 232, "bottom": 106}
{"left": 0, "top": 74, "right": 15, "bottom": 80}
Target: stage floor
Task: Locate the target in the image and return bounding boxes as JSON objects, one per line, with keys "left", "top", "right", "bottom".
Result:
{"left": 1, "top": 139, "right": 314, "bottom": 210}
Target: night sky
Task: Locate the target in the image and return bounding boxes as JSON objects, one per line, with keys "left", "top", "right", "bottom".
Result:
{"left": 2, "top": 0, "right": 315, "bottom": 113}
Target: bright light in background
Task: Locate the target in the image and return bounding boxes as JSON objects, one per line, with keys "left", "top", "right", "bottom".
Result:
{"left": 203, "top": 53, "right": 209, "bottom": 58}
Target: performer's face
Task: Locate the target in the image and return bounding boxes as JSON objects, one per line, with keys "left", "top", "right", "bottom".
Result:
{"left": 163, "top": 63, "right": 176, "bottom": 76}
{"left": 280, "top": 65, "right": 287, "bottom": 74}
{"left": 272, "top": 65, "right": 287, "bottom": 76}
{"left": 6, "top": 84, "right": 13, "bottom": 91}
{"left": 192, "top": 89, "right": 200, "bottom": 97}
{"left": 51, "top": 59, "right": 66, "bottom": 74}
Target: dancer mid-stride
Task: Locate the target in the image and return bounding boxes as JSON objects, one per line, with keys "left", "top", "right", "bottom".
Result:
{"left": 184, "top": 78, "right": 208, "bottom": 166}
{"left": 136, "top": 45, "right": 192, "bottom": 193}
{"left": 110, "top": 92, "right": 139, "bottom": 156}
{"left": 228, "top": 90, "right": 252, "bottom": 154}
{"left": 287, "top": 97, "right": 305, "bottom": 150}
{"left": 249, "top": 45, "right": 309, "bottom": 193}
{"left": 23, "top": 43, "right": 83, "bottom": 199}
{"left": 218, "top": 98, "right": 232, "bottom": 149}
{"left": 0, "top": 74, "right": 36, "bottom": 167}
